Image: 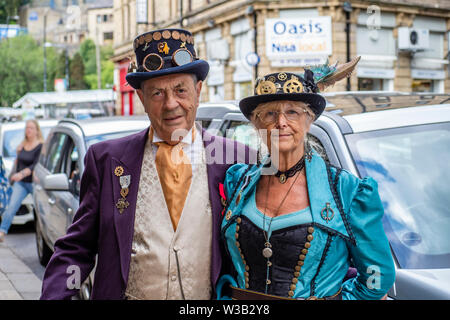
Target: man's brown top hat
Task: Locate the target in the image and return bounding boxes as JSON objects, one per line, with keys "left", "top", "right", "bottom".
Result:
{"left": 126, "top": 28, "right": 209, "bottom": 89}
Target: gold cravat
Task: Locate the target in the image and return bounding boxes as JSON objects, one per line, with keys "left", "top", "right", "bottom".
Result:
{"left": 151, "top": 127, "right": 195, "bottom": 231}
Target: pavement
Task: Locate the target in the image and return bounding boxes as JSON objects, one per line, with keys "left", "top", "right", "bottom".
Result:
{"left": 0, "top": 241, "right": 42, "bottom": 300}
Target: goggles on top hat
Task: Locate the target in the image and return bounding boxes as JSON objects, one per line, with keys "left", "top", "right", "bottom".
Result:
{"left": 141, "top": 48, "right": 195, "bottom": 72}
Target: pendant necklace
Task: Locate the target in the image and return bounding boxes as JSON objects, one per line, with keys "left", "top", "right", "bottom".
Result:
{"left": 262, "top": 162, "right": 303, "bottom": 292}
{"left": 275, "top": 155, "right": 305, "bottom": 184}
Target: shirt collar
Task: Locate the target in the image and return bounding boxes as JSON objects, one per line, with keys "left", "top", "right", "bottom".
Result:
{"left": 151, "top": 126, "right": 196, "bottom": 146}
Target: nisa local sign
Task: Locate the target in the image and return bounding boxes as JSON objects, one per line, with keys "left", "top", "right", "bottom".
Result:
{"left": 265, "top": 17, "right": 332, "bottom": 59}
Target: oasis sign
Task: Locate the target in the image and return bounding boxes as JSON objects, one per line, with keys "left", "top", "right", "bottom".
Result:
{"left": 265, "top": 17, "right": 332, "bottom": 59}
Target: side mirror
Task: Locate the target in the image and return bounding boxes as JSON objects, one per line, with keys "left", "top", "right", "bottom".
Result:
{"left": 43, "top": 173, "right": 70, "bottom": 191}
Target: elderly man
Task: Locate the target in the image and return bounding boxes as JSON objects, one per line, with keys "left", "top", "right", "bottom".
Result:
{"left": 40, "top": 28, "right": 255, "bottom": 300}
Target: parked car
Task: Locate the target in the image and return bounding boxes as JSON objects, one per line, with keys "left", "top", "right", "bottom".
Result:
{"left": 0, "top": 119, "right": 58, "bottom": 225}
{"left": 65, "top": 107, "right": 107, "bottom": 120}
{"left": 32, "top": 115, "right": 150, "bottom": 299}
{"left": 216, "top": 93, "right": 450, "bottom": 300}
{"left": 196, "top": 101, "right": 240, "bottom": 134}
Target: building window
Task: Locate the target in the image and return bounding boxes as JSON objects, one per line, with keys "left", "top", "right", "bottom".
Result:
{"left": 104, "top": 32, "right": 113, "bottom": 41}
{"left": 358, "top": 78, "right": 393, "bottom": 91}
{"left": 412, "top": 80, "right": 432, "bottom": 92}
{"left": 97, "top": 14, "right": 102, "bottom": 23}
{"left": 412, "top": 79, "right": 443, "bottom": 93}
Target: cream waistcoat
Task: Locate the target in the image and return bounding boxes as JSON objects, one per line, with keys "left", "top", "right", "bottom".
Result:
{"left": 125, "top": 138, "right": 212, "bottom": 300}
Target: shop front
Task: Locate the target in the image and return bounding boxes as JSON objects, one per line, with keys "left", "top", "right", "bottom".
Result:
{"left": 356, "top": 11, "right": 396, "bottom": 91}
{"left": 409, "top": 16, "right": 448, "bottom": 93}
{"left": 118, "top": 61, "right": 135, "bottom": 115}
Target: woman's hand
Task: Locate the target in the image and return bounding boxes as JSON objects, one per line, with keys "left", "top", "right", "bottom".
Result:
{"left": 10, "top": 173, "right": 22, "bottom": 182}
{"left": 10, "top": 169, "right": 30, "bottom": 182}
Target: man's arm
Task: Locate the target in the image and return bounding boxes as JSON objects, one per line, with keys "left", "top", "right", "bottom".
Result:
{"left": 40, "top": 146, "right": 101, "bottom": 300}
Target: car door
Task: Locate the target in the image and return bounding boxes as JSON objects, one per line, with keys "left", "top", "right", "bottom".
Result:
{"left": 41, "top": 132, "right": 72, "bottom": 247}
{"left": 46, "top": 133, "right": 84, "bottom": 246}
{"left": 34, "top": 132, "right": 66, "bottom": 246}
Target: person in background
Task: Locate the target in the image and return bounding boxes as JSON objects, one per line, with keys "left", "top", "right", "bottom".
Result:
{"left": 0, "top": 120, "right": 43, "bottom": 242}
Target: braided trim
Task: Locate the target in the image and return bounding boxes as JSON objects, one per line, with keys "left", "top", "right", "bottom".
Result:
{"left": 325, "top": 163, "right": 356, "bottom": 245}
{"left": 310, "top": 233, "right": 333, "bottom": 296}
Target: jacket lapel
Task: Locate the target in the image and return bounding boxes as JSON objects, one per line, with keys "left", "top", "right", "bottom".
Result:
{"left": 111, "top": 127, "right": 149, "bottom": 285}
{"left": 305, "top": 149, "right": 355, "bottom": 243}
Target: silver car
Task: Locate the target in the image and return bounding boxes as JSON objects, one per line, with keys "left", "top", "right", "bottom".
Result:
{"left": 196, "top": 101, "right": 240, "bottom": 134}
{"left": 32, "top": 116, "right": 150, "bottom": 299}
{"left": 0, "top": 119, "right": 58, "bottom": 225}
{"left": 216, "top": 93, "right": 450, "bottom": 300}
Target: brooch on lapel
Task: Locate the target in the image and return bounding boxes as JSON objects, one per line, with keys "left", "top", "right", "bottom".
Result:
{"left": 320, "top": 202, "right": 334, "bottom": 223}
{"left": 114, "top": 166, "right": 130, "bottom": 214}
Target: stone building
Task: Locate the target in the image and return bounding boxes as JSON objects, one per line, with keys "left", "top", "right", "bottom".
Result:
{"left": 111, "top": 0, "right": 450, "bottom": 116}
{"left": 19, "top": 0, "right": 113, "bottom": 51}
{"left": 86, "top": 0, "right": 114, "bottom": 46}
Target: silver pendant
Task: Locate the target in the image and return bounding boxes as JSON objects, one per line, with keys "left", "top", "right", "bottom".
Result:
{"left": 262, "top": 247, "right": 273, "bottom": 258}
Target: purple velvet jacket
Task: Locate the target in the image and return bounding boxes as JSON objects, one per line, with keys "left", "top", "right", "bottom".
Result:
{"left": 40, "top": 127, "right": 254, "bottom": 300}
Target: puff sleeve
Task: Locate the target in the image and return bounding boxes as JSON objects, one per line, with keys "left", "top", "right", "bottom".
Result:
{"left": 341, "top": 177, "right": 396, "bottom": 300}
{"left": 224, "top": 163, "right": 250, "bottom": 200}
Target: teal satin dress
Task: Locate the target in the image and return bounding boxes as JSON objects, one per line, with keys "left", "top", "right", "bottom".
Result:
{"left": 217, "top": 149, "right": 396, "bottom": 300}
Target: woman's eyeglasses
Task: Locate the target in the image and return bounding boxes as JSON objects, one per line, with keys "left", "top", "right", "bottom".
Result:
{"left": 256, "top": 107, "right": 308, "bottom": 125}
{"left": 142, "top": 49, "right": 194, "bottom": 72}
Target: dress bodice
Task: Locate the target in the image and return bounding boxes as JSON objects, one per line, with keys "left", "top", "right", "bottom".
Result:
{"left": 235, "top": 190, "right": 314, "bottom": 297}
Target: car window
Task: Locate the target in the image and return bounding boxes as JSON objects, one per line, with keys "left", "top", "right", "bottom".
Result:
{"left": 346, "top": 122, "right": 450, "bottom": 269}
{"left": 200, "top": 119, "right": 212, "bottom": 130}
{"left": 62, "top": 140, "right": 81, "bottom": 197}
{"left": 85, "top": 130, "right": 142, "bottom": 147}
{"left": 45, "top": 133, "right": 68, "bottom": 173}
{"left": 224, "top": 121, "right": 259, "bottom": 149}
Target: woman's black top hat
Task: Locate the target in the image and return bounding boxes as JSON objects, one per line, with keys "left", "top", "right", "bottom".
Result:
{"left": 239, "top": 56, "right": 361, "bottom": 121}
{"left": 126, "top": 28, "right": 209, "bottom": 89}
{"left": 239, "top": 70, "right": 326, "bottom": 120}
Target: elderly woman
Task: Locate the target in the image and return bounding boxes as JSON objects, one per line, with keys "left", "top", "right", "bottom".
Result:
{"left": 216, "top": 59, "right": 395, "bottom": 300}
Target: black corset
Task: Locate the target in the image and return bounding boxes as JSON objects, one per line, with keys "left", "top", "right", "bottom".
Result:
{"left": 235, "top": 215, "right": 314, "bottom": 297}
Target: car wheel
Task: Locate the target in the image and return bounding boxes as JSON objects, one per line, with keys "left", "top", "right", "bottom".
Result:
{"left": 35, "top": 213, "right": 52, "bottom": 267}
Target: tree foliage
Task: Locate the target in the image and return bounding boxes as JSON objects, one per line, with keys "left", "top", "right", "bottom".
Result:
{"left": 79, "top": 39, "right": 114, "bottom": 89}
{"left": 0, "top": 0, "right": 31, "bottom": 24}
{"left": 0, "top": 34, "right": 58, "bottom": 107}
{"left": 0, "top": 35, "right": 115, "bottom": 106}
{"left": 69, "top": 52, "right": 87, "bottom": 90}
